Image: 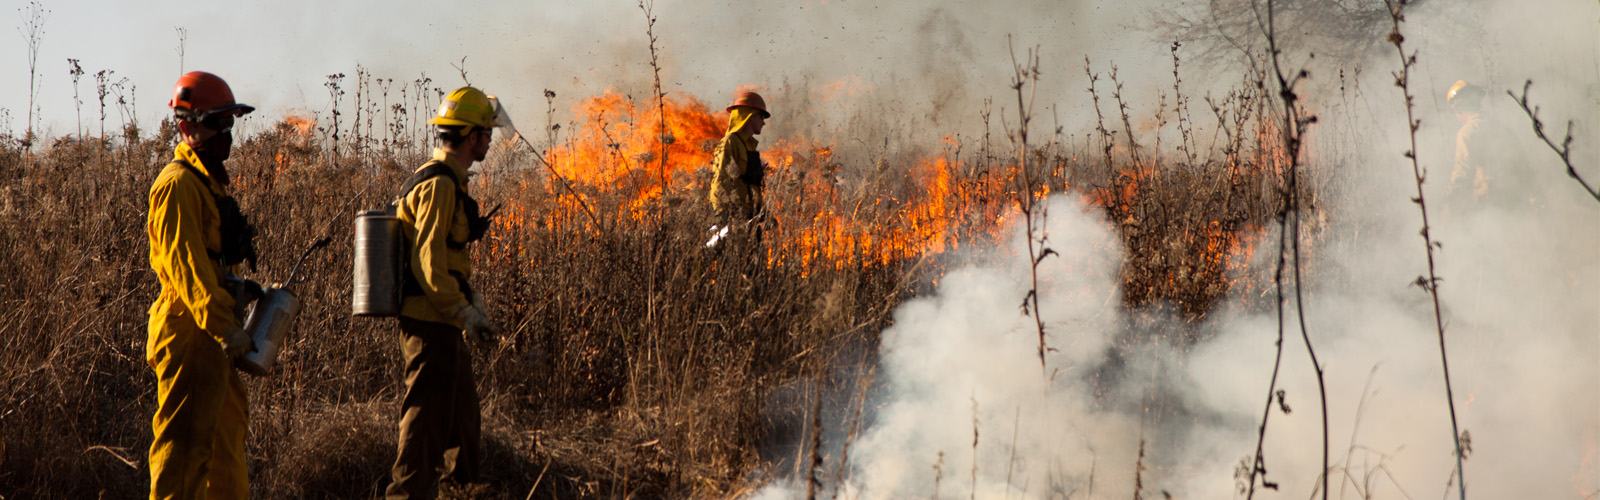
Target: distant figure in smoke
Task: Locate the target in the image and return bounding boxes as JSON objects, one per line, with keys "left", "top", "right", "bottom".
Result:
{"left": 708, "top": 91, "right": 772, "bottom": 247}
{"left": 1447, "top": 79, "right": 1526, "bottom": 211}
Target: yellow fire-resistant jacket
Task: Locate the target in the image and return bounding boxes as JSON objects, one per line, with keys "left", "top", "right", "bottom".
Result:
{"left": 397, "top": 148, "right": 475, "bottom": 327}
{"left": 147, "top": 142, "right": 237, "bottom": 338}
{"left": 709, "top": 109, "right": 763, "bottom": 219}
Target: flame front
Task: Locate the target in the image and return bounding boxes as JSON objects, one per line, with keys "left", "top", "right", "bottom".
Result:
{"left": 485, "top": 88, "right": 1268, "bottom": 302}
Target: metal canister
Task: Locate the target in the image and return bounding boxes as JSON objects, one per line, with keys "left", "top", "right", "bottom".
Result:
{"left": 352, "top": 208, "right": 403, "bottom": 316}
{"left": 238, "top": 286, "right": 302, "bottom": 376}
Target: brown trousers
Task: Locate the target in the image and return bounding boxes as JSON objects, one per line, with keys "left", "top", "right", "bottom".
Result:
{"left": 386, "top": 317, "right": 481, "bottom": 500}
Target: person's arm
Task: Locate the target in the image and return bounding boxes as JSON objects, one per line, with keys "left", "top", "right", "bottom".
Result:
{"left": 716, "top": 135, "right": 746, "bottom": 181}
{"left": 407, "top": 177, "right": 470, "bottom": 320}
{"left": 148, "top": 172, "right": 237, "bottom": 337}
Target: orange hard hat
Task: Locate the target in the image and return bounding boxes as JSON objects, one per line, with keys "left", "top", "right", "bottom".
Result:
{"left": 168, "top": 71, "right": 254, "bottom": 120}
{"left": 726, "top": 91, "right": 770, "bottom": 118}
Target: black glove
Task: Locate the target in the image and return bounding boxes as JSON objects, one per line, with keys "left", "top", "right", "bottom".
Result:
{"left": 225, "top": 274, "right": 264, "bottom": 321}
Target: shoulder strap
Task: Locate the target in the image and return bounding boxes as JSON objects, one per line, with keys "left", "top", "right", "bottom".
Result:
{"left": 397, "top": 161, "right": 464, "bottom": 202}
{"left": 397, "top": 162, "right": 472, "bottom": 297}
{"left": 168, "top": 160, "right": 258, "bottom": 270}
{"left": 170, "top": 160, "right": 214, "bottom": 190}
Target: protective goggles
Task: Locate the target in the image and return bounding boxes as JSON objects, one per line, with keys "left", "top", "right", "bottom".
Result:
{"left": 199, "top": 113, "right": 236, "bottom": 134}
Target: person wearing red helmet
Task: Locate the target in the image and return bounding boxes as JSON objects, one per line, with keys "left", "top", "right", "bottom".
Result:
{"left": 709, "top": 91, "right": 771, "bottom": 230}
{"left": 145, "top": 71, "right": 258, "bottom": 499}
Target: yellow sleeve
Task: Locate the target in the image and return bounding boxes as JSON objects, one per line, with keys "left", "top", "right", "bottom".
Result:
{"left": 407, "top": 177, "right": 469, "bottom": 318}
{"left": 148, "top": 172, "right": 236, "bottom": 334}
{"left": 715, "top": 135, "right": 746, "bottom": 180}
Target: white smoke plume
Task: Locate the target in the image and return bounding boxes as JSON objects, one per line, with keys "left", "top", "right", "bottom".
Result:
{"left": 796, "top": 172, "right": 1596, "bottom": 500}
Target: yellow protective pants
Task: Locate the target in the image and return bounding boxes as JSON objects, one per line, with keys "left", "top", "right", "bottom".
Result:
{"left": 147, "top": 312, "right": 250, "bottom": 500}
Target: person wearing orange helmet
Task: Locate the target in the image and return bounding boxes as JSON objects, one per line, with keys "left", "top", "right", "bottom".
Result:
{"left": 145, "top": 70, "right": 258, "bottom": 499}
{"left": 709, "top": 91, "right": 771, "bottom": 225}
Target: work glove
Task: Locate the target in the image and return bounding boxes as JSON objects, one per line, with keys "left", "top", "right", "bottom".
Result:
{"left": 218, "top": 325, "right": 254, "bottom": 358}
{"left": 228, "top": 276, "right": 264, "bottom": 322}
{"left": 455, "top": 304, "right": 502, "bottom": 343}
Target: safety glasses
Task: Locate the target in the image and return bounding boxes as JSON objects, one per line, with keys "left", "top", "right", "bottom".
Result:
{"left": 200, "top": 113, "right": 236, "bottom": 134}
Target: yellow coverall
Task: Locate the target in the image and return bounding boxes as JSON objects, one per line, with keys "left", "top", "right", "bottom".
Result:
{"left": 387, "top": 148, "right": 481, "bottom": 499}
{"left": 145, "top": 142, "right": 249, "bottom": 500}
{"left": 1449, "top": 111, "right": 1525, "bottom": 209}
{"left": 709, "top": 107, "right": 764, "bottom": 220}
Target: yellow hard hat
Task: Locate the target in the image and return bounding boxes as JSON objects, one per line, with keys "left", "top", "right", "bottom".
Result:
{"left": 429, "top": 87, "right": 497, "bottom": 130}
{"left": 1447, "top": 80, "right": 1470, "bottom": 101}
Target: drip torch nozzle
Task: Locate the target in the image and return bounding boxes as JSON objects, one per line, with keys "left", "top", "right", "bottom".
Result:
{"left": 282, "top": 236, "right": 333, "bottom": 290}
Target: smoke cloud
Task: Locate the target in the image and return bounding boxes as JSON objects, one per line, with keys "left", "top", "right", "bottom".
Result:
{"left": 804, "top": 172, "right": 1596, "bottom": 499}
{"left": 755, "top": 2, "right": 1600, "bottom": 497}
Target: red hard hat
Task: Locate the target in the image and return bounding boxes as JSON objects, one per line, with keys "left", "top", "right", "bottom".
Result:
{"left": 726, "top": 91, "right": 770, "bottom": 118}
{"left": 168, "top": 71, "right": 254, "bottom": 119}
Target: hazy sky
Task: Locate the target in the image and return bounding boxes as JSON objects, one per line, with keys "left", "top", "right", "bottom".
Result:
{"left": 4, "top": 1, "right": 1594, "bottom": 151}
{"left": 0, "top": 0, "right": 1172, "bottom": 139}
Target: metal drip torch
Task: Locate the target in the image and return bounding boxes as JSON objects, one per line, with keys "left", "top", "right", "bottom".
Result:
{"left": 238, "top": 236, "right": 332, "bottom": 376}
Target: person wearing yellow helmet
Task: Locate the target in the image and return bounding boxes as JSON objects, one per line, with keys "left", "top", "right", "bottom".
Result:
{"left": 146, "top": 70, "right": 257, "bottom": 500}
{"left": 1446, "top": 79, "right": 1524, "bottom": 209}
{"left": 385, "top": 86, "right": 504, "bottom": 499}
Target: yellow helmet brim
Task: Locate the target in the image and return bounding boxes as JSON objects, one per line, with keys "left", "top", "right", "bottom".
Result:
{"left": 428, "top": 116, "right": 477, "bottom": 127}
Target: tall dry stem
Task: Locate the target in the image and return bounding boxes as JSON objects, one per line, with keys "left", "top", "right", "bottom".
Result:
{"left": 175, "top": 27, "right": 186, "bottom": 73}
{"left": 1005, "top": 36, "right": 1054, "bottom": 375}
{"left": 67, "top": 58, "right": 83, "bottom": 138}
{"left": 325, "top": 73, "right": 346, "bottom": 168}
{"left": 639, "top": 0, "right": 671, "bottom": 191}
{"left": 18, "top": 1, "right": 48, "bottom": 147}
{"left": 1170, "top": 41, "right": 1198, "bottom": 166}
{"left": 1246, "top": 0, "right": 1330, "bottom": 498}
{"left": 1383, "top": 2, "right": 1468, "bottom": 499}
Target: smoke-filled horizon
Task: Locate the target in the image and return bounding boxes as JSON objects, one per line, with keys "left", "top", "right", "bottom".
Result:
{"left": 2, "top": 0, "right": 1158, "bottom": 141}
{"left": 6, "top": 1, "right": 1595, "bottom": 170}
{"left": 5, "top": 1, "right": 1594, "bottom": 156}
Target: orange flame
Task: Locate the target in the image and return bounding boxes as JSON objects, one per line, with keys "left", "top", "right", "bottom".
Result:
{"left": 544, "top": 89, "right": 723, "bottom": 214}
{"left": 488, "top": 88, "right": 1268, "bottom": 297}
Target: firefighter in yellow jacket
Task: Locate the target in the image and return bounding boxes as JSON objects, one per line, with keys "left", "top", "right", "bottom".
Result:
{"left": 1446, "top": 80, "right": 1526, "bottom": 210}
{"left": 146, "top": 71, "right": 258, "bottom": 499}
{"left": 386, "top": 86, "right": 504, "bottom": 499}
{"left": 709, "top": 91, "right": 771, "bottom": 222}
